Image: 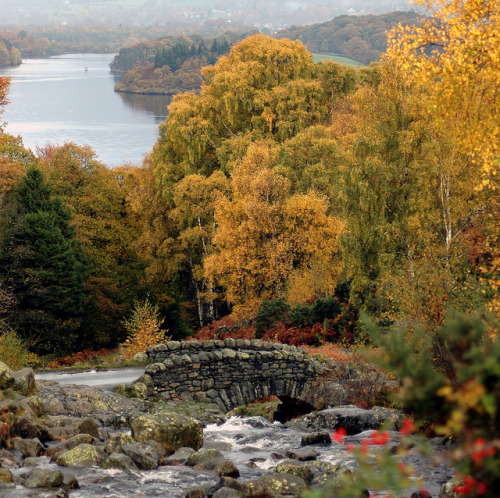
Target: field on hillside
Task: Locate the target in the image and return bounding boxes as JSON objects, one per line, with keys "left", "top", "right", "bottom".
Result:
{"left": 312, "top": 52, "right": 363, "bottom": 67}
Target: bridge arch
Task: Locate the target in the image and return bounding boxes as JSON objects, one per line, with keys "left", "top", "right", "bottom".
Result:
{"left": 142, "top": 339, "right": 326, "bottom": 414}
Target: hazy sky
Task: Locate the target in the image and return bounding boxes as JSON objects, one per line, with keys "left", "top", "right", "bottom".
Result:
{"left": 1, "top": 0, "right": 413, "bottom": 28}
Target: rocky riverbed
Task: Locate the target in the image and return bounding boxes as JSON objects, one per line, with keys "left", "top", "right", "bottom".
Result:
{"left": 0, "top": 361, "right": 457, "bottom": 497}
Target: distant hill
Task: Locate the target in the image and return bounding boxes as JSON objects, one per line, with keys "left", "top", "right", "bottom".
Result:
{"left": 276, "top": 11, "right": 420, "bottom": 65}
{"left": 111, "top": 11, "right": 420, "bottom": 95}
{"left": 112, "top": 33, "right": 246, "bottom": 95}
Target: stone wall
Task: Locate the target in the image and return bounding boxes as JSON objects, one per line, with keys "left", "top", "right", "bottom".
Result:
{"left": 143, "top": 339, "right": 325, "bottom": 412}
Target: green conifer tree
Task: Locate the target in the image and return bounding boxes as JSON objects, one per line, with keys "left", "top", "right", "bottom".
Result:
{"left": 0, "top": 166, "right": 87, "bottom": 354}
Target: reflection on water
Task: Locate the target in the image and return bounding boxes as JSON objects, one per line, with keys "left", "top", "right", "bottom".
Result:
{"left": 0, "top": 54, "right": 172, "bottom": 166}
{"left": 116, "top": 92, "right": 172, "bottom": 123}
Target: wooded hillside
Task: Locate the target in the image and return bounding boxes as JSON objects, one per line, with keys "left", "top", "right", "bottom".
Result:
{"left": 111, "top": 33, "right": 246, "bottom": 95}
{"left": 277, "top": 11, "right": 420, "bottom": 65}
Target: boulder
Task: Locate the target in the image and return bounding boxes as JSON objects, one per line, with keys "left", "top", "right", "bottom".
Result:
{"left": 285, "top": 447, "right": 319, "bottom": 461}
{"left": 77, "top": 417, "right": 100, "bottom": 439}
{"left": 134, "top": 374, "right": 154, "bottom": 391}
{"left": 62, "top": 474, "right": 80, "bottom": 490}
{"left": 13, "top": 367, "right": 36, "bottom": 396}
{"left": 297, "top": 405, "right": 402, "bottom": 434}
{"left": 23, "top": 457, "right": 43, "bottom": 467}
{"left": 9, "top": 437, "right": 45, "bottom": 457}
{"left": 274, "top": 460, "right": 314, "bottom": 483}
{"left": 104, "top": 432, "right": 134, "bottom": 454}
{"left": 308, "top": 462, "right": 352, "bottom": 490}
{"left": 102, "top": 452, "right": 138, "bottom": 471}
{"left": 46, "top": 425, "right": 79, "bottom": 442}
{"left": 130, "top": 412, "right": 203, "bottom": 454}
{"left": 23, "top": 468, "right": 64, "bottom": 488}
{"left": 99, "top": 414, "right": 129, "bottom": 430}
{"left": 0, "top": 399, "right": 23, "bottom": 416}
{"left": 186, "top": 485, "right": 211, "bottom": 498}
{"left": 146, "top": 439, "right": 168, "bottom": 458}
{"left": 216, "top": 477, "right": 250, "bottom": 496}
{"left": 187, "top": 448, "right": 223, "bottom": 467}
{"left": 192, "top": 457, "right": 240, "bottom": 478}
{"left": 0, "top": 361, "right": 14, "bottom": 389}
{"left": 0, "top": 468, "right": 13, "bottom": 483}
{"left": 246, "top": 473, "right": 308, "bottom": 496}
{"left": 301, "top": 431, "right": 332, "bottom": 446}
{"left": 36, "top": 382, "right": 149, "bottom": 418}
{"left": 160, "top": 446, "right": 195, "bottom": 466}
{"left": 22, "top": 396, "right": 46, "bottom": 418}
{"left": 46, "top": 433, "right": 95, "bottom": 457}
{"left": 133, "top": 352, "right": 148, "bottom": 363}
{"left": 55, "top": 444, "right": 105, "bottom": 468}
{"left": 113, "top": 383, "right": 148, "bottom": 399}
{"left": 12, "top": 415, "right": 49, "bottom": 441}
{"left": 121, "top": 442, "right": 158, "bottom": 470}
{"left": 0, "top": 448, "right": 17, "bottom": 465}
{"left": 306, "top": 461, "right": 351, "bottom": 488}
{"left": 212, "top": 488, "right": 244, "bottom": 498}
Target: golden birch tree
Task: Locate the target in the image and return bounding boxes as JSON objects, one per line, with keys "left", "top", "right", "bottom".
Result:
{"left": 385, "top": 0, "right": 500, "bottom": 315}
{"left": 205, "top": 142, "right": 343, "bottom": 317}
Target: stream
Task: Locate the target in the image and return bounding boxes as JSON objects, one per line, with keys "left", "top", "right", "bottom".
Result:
{"left": 9, "top": 416, "right": 350, "bottom": 497}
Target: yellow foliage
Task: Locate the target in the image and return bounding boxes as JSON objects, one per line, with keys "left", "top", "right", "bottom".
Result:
{"left": 121, "top": 299, "right": 167, "bottom": 359}
{"left": 385, "top": 0, "right": 500, "bottom": 317}
{"left": 205, "top": 142, "right": 343, "bottom": 317}
{"left": 0, "top": 330, "right": 39, "bottom": 370}
{"left": 437, "top": 379, "right": 488, "bottom": 435}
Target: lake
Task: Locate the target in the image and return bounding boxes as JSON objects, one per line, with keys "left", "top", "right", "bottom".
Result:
{"left": 0, "top": 54, "right": 172, "bottom": 166}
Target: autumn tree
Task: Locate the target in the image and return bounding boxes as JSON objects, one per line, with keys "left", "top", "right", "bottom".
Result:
{"left": 338, "top": 62, "right": 482, "bottom": 326}
{"left": 119, "top": 159, "right": 192, "bottom": 338}
{"left": 205, "top": 143, "right": 343, "bottom": 316}
{"left": 0, "top": 76, "right": 8, "bottom": 129}
{"left": 36, "top": 143, "right": 158, "bottom": 346}
{"left": 121, "top": 298, "right": 166, "bottom": 359}
{"left": 0, "top": 80, "right": 34, "bottom": 203}
{"left": 0, "top": 166, "right": 86, "bottom": 354}
{"left": 339, "top": 64, "right": 428, "bottom": 309}
{"left": 152, "top": 35, "right": 346, "bottom": 196}
{"left": 275, "top": 125, "right": 343, "bottom": 200}
{"left": 385, "top": 0, "right": 500, "bottom": 316}
{"left": 150, "top": 35, "right": 357, "bottom": 325}
{"left": 171, "top": 171, "right": 230, "bottom": 326}
{"left": 0, "top": 134, "right": 36, "bottom": 204}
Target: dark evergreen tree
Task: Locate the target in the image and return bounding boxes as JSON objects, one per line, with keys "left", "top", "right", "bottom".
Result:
{"left": 0, "top": 166, "right": 87, "bottom": 355}
{"left": 219, "top": 39, "right": 230, "bottom": 55}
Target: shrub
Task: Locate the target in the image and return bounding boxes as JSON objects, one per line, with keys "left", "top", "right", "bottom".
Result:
{"left": 306, "top": 313, "right": 500, "bottom": 497}
{"left": 351, "top": 313, "right": 499, "bottom": 496}
{"left": 255, "top": 297, "right": 290, "bottom": 338}
{"left": 121, "top": 298, "right": 167, "bottom": 359}
{"left": 0, "top": 330, "right": 39, "bottom": 370}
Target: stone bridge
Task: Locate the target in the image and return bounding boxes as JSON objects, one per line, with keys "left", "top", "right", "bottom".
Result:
{"left": 141, "top": 339, "right": 331, "bottom": 417}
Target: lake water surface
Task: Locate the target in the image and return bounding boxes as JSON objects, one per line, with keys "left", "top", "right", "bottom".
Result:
{"left": 1, "top": 54, "right": 172, "bottom": 166}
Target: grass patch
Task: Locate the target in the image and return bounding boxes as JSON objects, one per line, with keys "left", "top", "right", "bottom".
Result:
{"left": 312, "top": 52, "right": 363, "bottom": 67}
{"left": 228, "top": 397, "right": 281, "bottom": 421}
